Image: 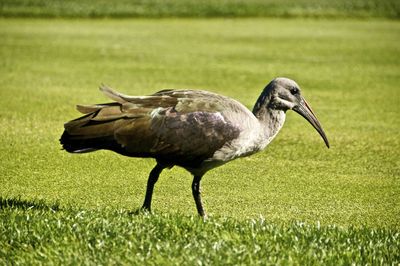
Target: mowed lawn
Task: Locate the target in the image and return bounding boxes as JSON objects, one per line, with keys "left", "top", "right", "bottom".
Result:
{"left": 0, "top": 18, "right": 399, "bottom": 263}
{"left": 0, "top": 18, "right": 399, "bottom": 225}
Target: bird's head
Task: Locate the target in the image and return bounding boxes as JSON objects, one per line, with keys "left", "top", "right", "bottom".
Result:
{"left": 262, "top": 77, "right": 330, "bottom": 148}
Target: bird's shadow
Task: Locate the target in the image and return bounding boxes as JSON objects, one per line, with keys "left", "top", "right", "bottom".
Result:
{"left": 0, "top": 196, "right": 151, "bottom": 217}
{"left": 0, "top": 196, "right": 61, "bottom": 211}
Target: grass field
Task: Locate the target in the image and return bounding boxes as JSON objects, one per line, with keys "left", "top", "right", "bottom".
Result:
{"left": 1, "top": 199, "right": 399, "bottom": 265}
{"left": 0, "top": 17, "right": 399, "bottom": 263}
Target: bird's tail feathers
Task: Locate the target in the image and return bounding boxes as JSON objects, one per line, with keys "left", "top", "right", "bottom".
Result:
{"left": 60, "top": 108, "right": 122, "bottom": 153}
{"left": 61, "top": 85, "right": 151, "bottom": 154}
{"left": 60, "top": 130, "right": 115, "bottom": 153}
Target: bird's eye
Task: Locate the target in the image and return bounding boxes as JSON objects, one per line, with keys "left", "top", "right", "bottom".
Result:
{"left": 290, "top": 87, "right": 299, "bottom": 95}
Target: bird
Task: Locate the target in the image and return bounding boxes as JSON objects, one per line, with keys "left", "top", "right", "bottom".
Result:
{"left": 60, "top": 77, "right": 329, "bottom": 217}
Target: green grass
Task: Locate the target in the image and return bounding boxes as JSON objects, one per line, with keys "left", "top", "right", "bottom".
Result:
{"left": 1, "top": 198, "right": 399, "bottom": 265}
{"left": 0, "top": 0, "right": 399, "bottom": 19}
{"left": 0, "top": 18, "right": 399, "bottom": 263}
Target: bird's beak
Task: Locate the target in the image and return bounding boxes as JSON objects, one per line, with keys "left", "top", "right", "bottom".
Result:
{"left": 293, "top": 96, "right": 330, "bottom": 148}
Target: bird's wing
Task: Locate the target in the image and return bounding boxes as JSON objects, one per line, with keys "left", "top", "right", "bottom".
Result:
{"left": 65, "top": 86, "right": 242, "bottom": 165}
{"left": 110, "top": 86, "right": 241, "bottom": 164}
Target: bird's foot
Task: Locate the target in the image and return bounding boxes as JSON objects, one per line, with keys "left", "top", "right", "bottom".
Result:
{"left": 128, "top": 207, "right": 151, "bottom": 216}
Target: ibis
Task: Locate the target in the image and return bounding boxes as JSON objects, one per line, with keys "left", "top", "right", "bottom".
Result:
{"left": 60, "top": 78, "right": 329, "bottom": 217}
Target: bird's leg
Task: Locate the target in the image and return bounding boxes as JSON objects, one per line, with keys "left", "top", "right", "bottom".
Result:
{"left": 192, "top": 175, "right": 206, "bottom": 217}
{"left": 141, "top": 163, "right": 164, "bottom": 212}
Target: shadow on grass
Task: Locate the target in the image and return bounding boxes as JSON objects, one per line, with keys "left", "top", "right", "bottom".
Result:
{"left": 0, "top": 196, "right": 152, "bottom": 217}
{"left": 0, "top": 196, "right": 61, "bottom": 211}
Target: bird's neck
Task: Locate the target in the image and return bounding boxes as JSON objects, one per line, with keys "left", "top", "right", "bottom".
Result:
{"left": 252, "top": 94, "right": 286, "bottom": 148}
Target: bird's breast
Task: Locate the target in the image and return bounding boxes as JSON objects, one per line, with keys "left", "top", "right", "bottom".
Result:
{"left": 210, "top": 109, "right": 286, "bottom": 162}
{"left": 210, "top": 115, "right": 263, "bottom": 161}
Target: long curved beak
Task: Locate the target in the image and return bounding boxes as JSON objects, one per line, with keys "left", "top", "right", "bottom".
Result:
{"left": 293, "top": 96, "right": 330, "bottom": 148}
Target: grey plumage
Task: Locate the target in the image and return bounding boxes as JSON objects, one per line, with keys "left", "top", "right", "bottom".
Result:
{"left": 60, "top": 77, "right": 329, "bottom": 217}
